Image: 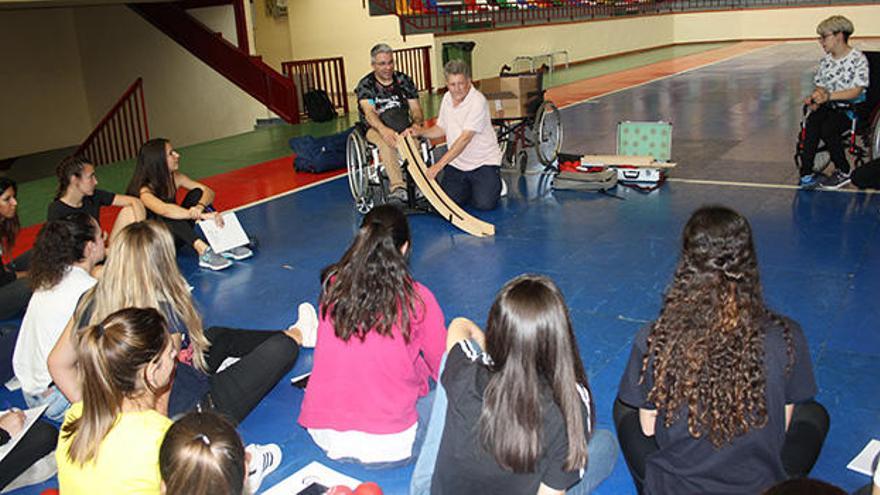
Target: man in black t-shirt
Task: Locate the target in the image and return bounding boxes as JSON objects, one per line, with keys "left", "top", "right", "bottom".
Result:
{"left": 355, "top": 43, "right": 424, "bottom": 203}
{"left": 48, "top": 156, "right": 145, "bottom": 242}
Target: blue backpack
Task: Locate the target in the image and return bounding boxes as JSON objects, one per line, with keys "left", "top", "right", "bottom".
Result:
{"left": 289, "top": 127, "right": 354, "bottom": 173}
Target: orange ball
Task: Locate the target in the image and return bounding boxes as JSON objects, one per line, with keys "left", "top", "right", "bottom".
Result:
{"left": 354, "top": 481, "right": 383, "bottom": 495}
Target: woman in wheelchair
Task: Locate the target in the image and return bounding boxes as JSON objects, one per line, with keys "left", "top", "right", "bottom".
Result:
{"left": 798, "top": 15, "right": 869, "bottom": 189}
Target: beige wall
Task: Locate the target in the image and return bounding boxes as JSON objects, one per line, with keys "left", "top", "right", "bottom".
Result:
{"left": 74, "top": 5, "right": 269, "bottom": 150}
{"left": 437, "top": 15, "right": 674, "bottom": 81}
{"left": 287, "top": 0, "right": 434, "bottom": 92}
{"left": 0, "top": 8, "right": 91, "bottom": 159}
{"left": 673, "top": 5, "right": 880, "bottom": 42}
{"left": 434, "top": 4, "right": 880, "bottom": 84}
{"left": 252, "top": 0, "right": 292, "bottom": 71}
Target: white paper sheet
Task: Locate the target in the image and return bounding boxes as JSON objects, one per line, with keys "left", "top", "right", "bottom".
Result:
{"left": 197, "top": 211, "right": 250, "bottom": 254}
{"left": 847, "top": 439, "right": 880, "bottom": 476}
{"left": 0, "top": 404, "right": 49, "bottom": 462}
{"left": 262, "top": 461, "right": 361, "bottom": 494}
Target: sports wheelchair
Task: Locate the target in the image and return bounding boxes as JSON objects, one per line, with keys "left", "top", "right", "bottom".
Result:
{"left": 346, "top": 123, "right": 434, "bottom": 214}
{"left": 795, "top": 50, "right": 880, "bottom": 174}
{"left": 491, "top": 65, "right": 563, "bottom": 172}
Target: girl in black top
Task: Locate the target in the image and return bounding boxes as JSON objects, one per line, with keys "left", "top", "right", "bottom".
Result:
{"left": 126, "top": 139, "right": 250, "bottom": 271}
{"left": 430, "top": 274, "right": 617, "bottom": 495}
{"left": 615, "top": 206, "right": 829, "bottom": 494}
{"left": 0, "top": 177, "right": 31, "bottom": 321}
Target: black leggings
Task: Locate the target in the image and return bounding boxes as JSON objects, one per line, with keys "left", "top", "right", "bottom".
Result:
{"left": 0, "top": 251, "right": 33, "bottom": 320}
{"left": 204, "top": 327, "right": 300, "bottom": 424}
{"left": 799, "top": 105, "right": 852, "bottom": 176}
{"left": 158, "top": 189, "right": 204, "bottom": 255}
{"left": 613, "top": 399, "right": 829, "bottom": 494}
{"left": 0, "top": 420, "right": 57, "bottom": 490}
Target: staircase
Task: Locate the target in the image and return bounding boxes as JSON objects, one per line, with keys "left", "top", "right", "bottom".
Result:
{"left": 129, "top": 2, "right": 300, "bottom": 124}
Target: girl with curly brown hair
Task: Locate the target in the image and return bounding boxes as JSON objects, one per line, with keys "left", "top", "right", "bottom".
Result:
{"left": 615, "top": 206, "right": 829, "bottom": 495}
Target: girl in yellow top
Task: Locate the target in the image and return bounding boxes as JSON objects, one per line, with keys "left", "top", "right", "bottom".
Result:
{"left": 56, "top": 307, "right": 176, "bottom": 494}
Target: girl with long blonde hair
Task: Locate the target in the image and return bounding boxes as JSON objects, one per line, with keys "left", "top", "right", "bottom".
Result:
{"left": 56, "top": 307, "right": 175, "bottom": 494}
{"left": 49, "top": 220, "right": 316, "bottom": 424}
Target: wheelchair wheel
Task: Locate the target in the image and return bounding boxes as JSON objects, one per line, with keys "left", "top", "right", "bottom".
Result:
{"left": 535, "top": 101, "right": 563, "bottom": 166}
{"left": 346, "top": 130, "right": 373, "bottom": 213}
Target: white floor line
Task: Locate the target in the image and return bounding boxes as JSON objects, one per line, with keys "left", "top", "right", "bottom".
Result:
{"left": 227, "top": 173, "right": 347, "bottom": 213}
{"left": 667, "top": 176, "right": 877, "bottom": 194}
{"left": 558, "top": 42, "right": 779, "bottom": 111}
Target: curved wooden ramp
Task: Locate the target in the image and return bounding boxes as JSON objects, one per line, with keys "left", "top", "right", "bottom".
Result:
{"left": 398, "top": 135, "right": 496, "bottom": 238}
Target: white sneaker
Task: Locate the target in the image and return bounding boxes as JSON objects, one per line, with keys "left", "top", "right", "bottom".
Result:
{"left": 221, "top": 245, "right": 254, "bottom": 261}
{"left": 289, "top": 302, "right": 318, "bottom": 348}
{"left": 245, "top": 443, "right": 282, "bottom": 495}
{"left": 199, "top": 248, "right": 233, "bottom": 271}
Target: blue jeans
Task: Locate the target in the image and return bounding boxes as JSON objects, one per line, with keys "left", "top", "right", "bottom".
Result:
{"left": 410, "top": 353, "right": 450, "bottom": 494}
{"left": 410, "top": 351, "right": 618, "bottom": 495}
{"left": 568, "top": 429, "right": 619, "bottom": 495}
{"left": 24, "top": 385, "right": 70, "bottom": 425}
{"left": 325, "top": 385, "right": 436, "bottom": 469}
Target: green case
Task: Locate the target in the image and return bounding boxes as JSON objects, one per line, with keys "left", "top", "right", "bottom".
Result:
{"left": 617, "top": 121, "right": 672, "bottom": 162}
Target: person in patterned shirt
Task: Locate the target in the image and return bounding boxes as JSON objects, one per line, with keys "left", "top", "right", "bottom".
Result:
{"left": 798, "top": 15, "right": 869, "bottom": 189}
{"left": 355, "top": 43, "right": 425, "bottom": 204}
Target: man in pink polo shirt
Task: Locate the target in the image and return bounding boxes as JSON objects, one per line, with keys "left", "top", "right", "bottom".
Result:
{"left": 409, "top": 60, "right": 502, "bottom": 210}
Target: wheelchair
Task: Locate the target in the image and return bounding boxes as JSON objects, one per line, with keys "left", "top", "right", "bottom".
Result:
{"left": 346, "top": 123, "right": 434, "bottom": 214}
{"left": 492, "top": 65, "right": 563, "bottom": 173}
{"left": 795, "top": 51, "right": 880, "bottom": 174}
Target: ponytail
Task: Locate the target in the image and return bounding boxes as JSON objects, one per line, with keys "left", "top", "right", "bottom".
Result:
{"left": 55, "top": 155, "right": 91, "bottom": 201}
{"left": 63, "top": 307, "right": 170, "bottom": 465}
{"left": 160, "top": 412, "right": 246, "bottom": 495}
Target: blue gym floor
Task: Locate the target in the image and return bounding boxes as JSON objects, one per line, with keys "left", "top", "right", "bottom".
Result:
{"left": 6, "top": 40, "right": 880, "bottom": 494}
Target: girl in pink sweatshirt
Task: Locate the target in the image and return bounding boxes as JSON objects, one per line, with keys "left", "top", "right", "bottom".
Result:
{"left": 299, "top": 205, "right": 446, "bottom": 465}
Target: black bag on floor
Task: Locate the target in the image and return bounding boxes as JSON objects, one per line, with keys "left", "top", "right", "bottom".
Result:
{"left": 289, "top": 127, "right": 354, "bottom": 173}
{"left": 303, "top": 89, "right": 337, "bottom": 122}
{"left": 852, "top": 158, "right": 880, "bottom": 189}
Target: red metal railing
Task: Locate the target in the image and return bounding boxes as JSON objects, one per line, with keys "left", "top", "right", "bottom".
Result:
{"left": 281, "top": 57, "right": 349, "bottom": 117}
{"left": 382, "top": 0, "right": 880, "bottom": 37}
{"left": 131, "top": 3, "right": 300, "bottom": 124}
{"left": 396, "top": 1, "right": 626, "bottom": 36}
{"left": 395, "top": 45, "right": 433, "bottom": 93}
{"left": 76, "top": 77, "right": 149, "bottom": 166}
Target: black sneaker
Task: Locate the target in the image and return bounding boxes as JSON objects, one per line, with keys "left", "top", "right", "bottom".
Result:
{"left": 821, "top": 171, "right": 852, "bottom": 190}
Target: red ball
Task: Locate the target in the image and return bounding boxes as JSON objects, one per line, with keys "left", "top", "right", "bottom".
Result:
{"left": 326, "top": 486, "right": 354, "bottom": 495}
{"left": 354, "top": 481, "right": 383, "bottom": 495}
{"left": 39, "top": 490, "right": 59, "bottom": 495}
